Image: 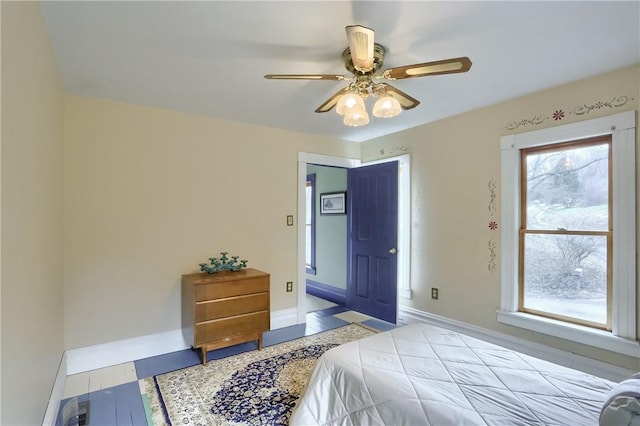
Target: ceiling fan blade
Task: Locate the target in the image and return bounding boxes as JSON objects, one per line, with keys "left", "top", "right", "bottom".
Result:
{"left": 315, "top": 87, "right": 351, "bottom": 113}
{"left": 383, "top": 57, "right": 472, "bottom": 80}
{"left": 346, "top": 25, "right": 375, "bottom": 73}
{"left": 381, "top": 83, "right": 420, "bottom": 110}
{"left": 264, "top": 74, "right": 347, "bottom": 81}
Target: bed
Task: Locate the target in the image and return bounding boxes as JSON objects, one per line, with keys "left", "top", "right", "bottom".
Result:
{"left": 290, "top": 322, "right": 633, "bottom": 426}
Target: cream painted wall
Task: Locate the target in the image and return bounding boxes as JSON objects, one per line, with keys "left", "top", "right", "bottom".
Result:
{"left": 1, "top": 2, "right": 65, "bottom": 424}
{"left": 362, "top": 64, "right": 640, "bottom": 371}
{"left": 63, "top": 96, "right": 359, "bottom": 349}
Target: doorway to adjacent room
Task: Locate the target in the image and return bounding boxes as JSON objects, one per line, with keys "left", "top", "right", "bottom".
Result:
{"left": 296, "top": 153, "right": 411, "bottom": 325}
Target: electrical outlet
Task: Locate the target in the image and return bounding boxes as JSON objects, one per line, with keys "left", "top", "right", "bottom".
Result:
{"left": 286, "top": 281, "right": 293, "bottom": 292}
{"left": 286, "top": 215, "right": 294, "bottom": 226}
{"left": 431, "top": 288, "right": 439, "bottom": 300}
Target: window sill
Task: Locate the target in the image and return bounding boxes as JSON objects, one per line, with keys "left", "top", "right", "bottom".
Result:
{"left": 496, "top": 310, "right": 639, "bottom": 358}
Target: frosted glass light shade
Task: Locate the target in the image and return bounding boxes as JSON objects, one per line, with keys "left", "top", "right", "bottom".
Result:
{"left": 372, "top": 96, "right": 401, "bottom": 118}
{"left": 343, "top": 108, "right": 370, "bottom": 127}
{"left": 336, "top": 92, "right": 364, "bottom": 115}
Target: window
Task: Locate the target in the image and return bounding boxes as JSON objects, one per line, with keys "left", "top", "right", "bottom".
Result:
{"left": 305, "top": 174, "right": 316, "bottom": 274}
{"left": 499, "top": 111, "right": 637, "bottom": 357}
{"left": 521, "top": 136, "right": 611, "bottom": 329}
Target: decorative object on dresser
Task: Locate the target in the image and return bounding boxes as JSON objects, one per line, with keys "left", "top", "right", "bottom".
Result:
{"left": 199, "top": 251, "right": 248, "bottom": 273}
{"left": 182, "top": 268, "right": 270, "bottom": 365}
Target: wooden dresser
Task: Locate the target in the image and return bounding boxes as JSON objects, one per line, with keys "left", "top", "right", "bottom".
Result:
{"left": 181, "top": 268, "right": 270, "bottom": 365}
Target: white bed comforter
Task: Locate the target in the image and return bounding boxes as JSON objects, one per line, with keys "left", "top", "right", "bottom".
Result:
{"left": 290, "top": 323, "right": 616, "bottom": 426}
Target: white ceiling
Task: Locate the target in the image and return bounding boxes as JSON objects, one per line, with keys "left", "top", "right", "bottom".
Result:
{"left": 40, "top": 1, "right": 640, "bottom": 143}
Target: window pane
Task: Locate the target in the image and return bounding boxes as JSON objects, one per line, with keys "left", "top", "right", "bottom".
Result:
{"left": 305, "top": 225, "right": 311, "bottom": 266}
{"left": 525, "top": 143, "right": 608, "bottom": 231}
{"left": 305, "top": 186, "right": 312, "bottom": 224}
{"left": 522, "top": 233, "right": 607, "bottom": 325}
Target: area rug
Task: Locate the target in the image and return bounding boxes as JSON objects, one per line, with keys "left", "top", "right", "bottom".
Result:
{"left": 139, "top": 323, "right": 375, "bottom": 426}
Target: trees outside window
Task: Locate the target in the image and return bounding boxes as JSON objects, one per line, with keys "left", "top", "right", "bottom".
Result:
{"left": 521, "top": 138, "right": 610, "bottom": 329}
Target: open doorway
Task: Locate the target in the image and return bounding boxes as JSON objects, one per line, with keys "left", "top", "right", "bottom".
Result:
{"left": 305, "top": 164, "right": 349, "bottom": 310}
{"left": 296, "top": 153, "right": 411, "bottom": 325}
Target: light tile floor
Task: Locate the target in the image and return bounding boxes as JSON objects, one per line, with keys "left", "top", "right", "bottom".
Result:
{"left": 306, "top": 293, "right": 338, "bottom": 312}
{"left": 63, "top": 362, "right": 138, "bottom": 399}
{"left": 57, "top": 303, "right": 397, "bottom": 426}
{"left": 334, "top": 310, "right": 373, "bottom": 323}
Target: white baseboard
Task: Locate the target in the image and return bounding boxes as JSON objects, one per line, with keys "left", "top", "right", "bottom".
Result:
{"left": 271, "top": 307, "right": 298, "bottom": 330}
{"left": 66, "top": 329, "right": 189, "bottom": 375}
{"left": 399, "top": 306, "right": 635, "bottom": 382}
{"left": 42, "top": 352, "right": 67, "bottom": 426}
{"left": 65, "top": 308, "right": 296, "bottom": 375}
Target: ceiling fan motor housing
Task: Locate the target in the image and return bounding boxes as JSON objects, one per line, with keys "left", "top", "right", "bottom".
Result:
{"left": 342, "top": 43, "right": 385, "bottom": 75}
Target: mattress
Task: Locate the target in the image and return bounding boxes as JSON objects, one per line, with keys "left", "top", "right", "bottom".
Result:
{"left": 290, "top": 322, "right": 617, "bottom": 425}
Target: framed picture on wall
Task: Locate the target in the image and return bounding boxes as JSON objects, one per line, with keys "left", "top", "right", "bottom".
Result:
{"left": 320, "top": 191, "right": 346, "bottom": 215}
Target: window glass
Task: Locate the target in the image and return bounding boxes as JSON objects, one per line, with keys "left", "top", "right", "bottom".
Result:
{"left": 520, "top": 138, "right": 611, "bottom": 329}
{"left": 305, "top": 174, "right": 316, "bottom": 274}
{"left": 522, "top": 233, "right": 608, "bottom": 325}
{"left": 305, "top": 183, "right": 312, "bottom": 267}
{"left": 524, "top": 142, "right": 609, "bottom": 231}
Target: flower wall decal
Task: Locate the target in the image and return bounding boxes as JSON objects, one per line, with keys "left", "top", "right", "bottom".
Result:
{"left": 488, "top": 239, "right": 497, "bottom": 272}
{"left": 487, "top": 179, "right": 498, "bottom": 273}
{"left": 488, "top": 179, "right": 497, "bottom": 216}
{"left": 553, "top": 110, "right": 565, "bottom": 121}
{"left": 378, "top": 146, "right": 408, "bottom": 157}
{"left": 504, "top": 95, "right": 634, "bottom": 130}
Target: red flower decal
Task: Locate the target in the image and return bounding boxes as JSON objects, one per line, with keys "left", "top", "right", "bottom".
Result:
{"left": 488, "top": 221, "right": 498, "bottom": 230}
{"left": 553, "top": 110, "right": 565, "bottom": 121}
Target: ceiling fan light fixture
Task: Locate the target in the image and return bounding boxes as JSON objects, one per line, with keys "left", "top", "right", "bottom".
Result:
{"left": 336, "top": 92, "right": 364, "bottom": 115}
{"left": 343, "top": 108, "right": 370, "bottom": 127}
{"left": 372, "top": 96, "right": 401, "bottom": 118}
{"left": 264, "top": 25, "right": 472, "bottom": 127}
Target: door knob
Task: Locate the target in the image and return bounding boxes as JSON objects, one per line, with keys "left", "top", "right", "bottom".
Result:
{"left": 389, "top": 247, "right": 397, "bottom": 254}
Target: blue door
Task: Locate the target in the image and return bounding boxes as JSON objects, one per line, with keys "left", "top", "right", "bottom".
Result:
{"left": 347, "top": 161, "right": 398, "bottom": 323}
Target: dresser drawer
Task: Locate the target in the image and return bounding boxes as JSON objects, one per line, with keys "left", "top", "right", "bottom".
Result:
{"left": 195, "top": 311, "right": 269, "bottom": 345}
{"left": 195, "top": 276, "right": 269, "bottom": 301}
{"left": 196, "top": 292, "right": 269, "bottom": 322}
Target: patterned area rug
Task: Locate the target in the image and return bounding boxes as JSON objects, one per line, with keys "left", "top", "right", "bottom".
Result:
{"left": 139, "top": 324, "right": 375, "bottom": 425}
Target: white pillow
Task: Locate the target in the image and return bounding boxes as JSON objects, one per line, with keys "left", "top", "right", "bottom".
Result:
{"left": 600, "top": 372, "right": 640, "bottom": 426}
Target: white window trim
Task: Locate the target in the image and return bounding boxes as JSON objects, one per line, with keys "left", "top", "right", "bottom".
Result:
{"left": 498, "top": 110, "right": 639, "bottom": 358}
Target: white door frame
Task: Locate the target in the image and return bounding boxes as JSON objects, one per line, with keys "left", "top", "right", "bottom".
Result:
{"left": 296, "top": 152, "right": 411, "bottom": 324}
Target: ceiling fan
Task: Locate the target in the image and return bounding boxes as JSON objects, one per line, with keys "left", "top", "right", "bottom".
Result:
{"left": 264, "top": 25, "right": 472, "bottom": 126}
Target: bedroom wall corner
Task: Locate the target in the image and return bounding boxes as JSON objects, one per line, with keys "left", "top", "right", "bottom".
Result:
{"left": 42, "top": 352, "right": 67, "bottom": 426}
{"left": 62, "top": 95, "right": 359, "bottom": 351}
{"left": 1, "top": 1, "right": 65, "bottom": 424}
